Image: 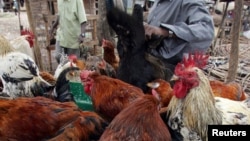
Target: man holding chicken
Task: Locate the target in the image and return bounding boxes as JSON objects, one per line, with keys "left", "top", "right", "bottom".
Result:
{"left": 144, "top": 0, "right": 214, "bottom": 72}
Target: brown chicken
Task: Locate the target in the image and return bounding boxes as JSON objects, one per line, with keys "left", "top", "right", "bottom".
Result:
{"left": 146, "top": 78, "right": 247, "bottom": 112}
{"left": 80, "top": 70, "right": 144, "bottom": 122}
{"left": 99, "top": 94, "right": 172, "bottom": 141}
{"left": 101, "top": 39, "right": 119, "bottom": 71}
{"left": 147, "top": 78, "right": 173, "bottom": 108}
{"left": 0, "top": 96, "right": 108, "bottom": 141}
{"left": 210, "top": 80, "right": 247, "bottom": 100}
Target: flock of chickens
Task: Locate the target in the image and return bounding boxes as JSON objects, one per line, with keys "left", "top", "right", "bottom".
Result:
{"left": 0, "top": 4, "right": 250, "bottom": 141}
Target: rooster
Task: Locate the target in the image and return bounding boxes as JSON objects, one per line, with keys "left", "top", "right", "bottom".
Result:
{"left": 54, "top": 54, "right": 85, "bottom": 79}
{"left": 9, "top": 36, "right": 33, "bottom": 54}
{"left": 106, "top": 4, "right": 169, "bottom": 93}
{"left": 80, "top": 70, "right": 144, "bottom": 121}
{"left": 9, "top": 28, "right": 35, "bottom": 60}
{"left": 53, "top": 67, "right": 81, "bottom": 102}
{"left": 0, "top": 96, "right": 108, "bottom": 140}
{"left": 101, "top": 39, "right": 119, "bottom": 72}
{"left": 165, "top": 53, "right": 250, "bottom": 141}
{"left": 147, "top": 78, "right": 247, "bottom": 112}
{"left": 99, "top": 93, "right": 172, "bottom": 141}
{"left": 0, "top": 35, "right": 54, "bottom": 99}
{"left": 20, "top": 28, "right": 35, "bottom": 47}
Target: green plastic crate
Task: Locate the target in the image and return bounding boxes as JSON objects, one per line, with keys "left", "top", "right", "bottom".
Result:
{"left": 69, "top": 82, "right": 95, "bottom": 111}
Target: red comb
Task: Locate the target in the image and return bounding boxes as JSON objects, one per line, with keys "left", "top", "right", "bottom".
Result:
{"left": 175, "top": 52, "right": 209, "bottom": 75}
{"left": 21, "top": 28, "right": 35, "bottom": 48}
{"left": 182, "top": 52, "right": 209, "bottom": 69}
{"left": 21, "top": 28, "right": 34, "bottom": 37}
{"left": 68, "top": 54, "right": 77, "bottom": 62}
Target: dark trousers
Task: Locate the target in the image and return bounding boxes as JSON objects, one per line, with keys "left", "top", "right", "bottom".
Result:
{"left": 54, "top": 41, "right": 80, "bottom": 64}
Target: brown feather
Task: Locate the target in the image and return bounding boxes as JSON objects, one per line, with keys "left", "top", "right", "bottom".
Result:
{"left": 210, "top": 80, "right": 247, "bottom": 101}
{"left": 39, "top": 71, "right": 56, "bottom": 85}
{"left": 0, "top": 96, "right": 107, "bottom": 140}
{"left": 101, "top": 39, "right": 119, "bottom": 71}
{"left": 83, "top": 72, "right": 144, "bottom": 121}
{"left": 99, "top": 95, "right": 172, "bottom": 141}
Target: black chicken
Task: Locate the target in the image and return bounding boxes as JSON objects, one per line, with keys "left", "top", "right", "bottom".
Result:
{"left": 106, "top": 4, "right": 172, "bottom": 93}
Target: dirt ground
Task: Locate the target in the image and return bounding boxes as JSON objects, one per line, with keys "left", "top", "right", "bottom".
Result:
{"left": 0, "top": 10, "right": 29, "bottom": 40}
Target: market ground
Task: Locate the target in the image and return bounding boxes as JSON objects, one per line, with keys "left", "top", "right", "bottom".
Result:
{"left": 0, "top": 10, "right": 29, "bottom": 41}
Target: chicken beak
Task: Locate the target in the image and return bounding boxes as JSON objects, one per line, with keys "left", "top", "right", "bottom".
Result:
{"left": 69, "top": 71, "right": 75, "bottom": 76}
{"left": 146, "top": 82, "right": 160, "bottom": 89}
{"left": 170, "top": 75, "right": 179, "bottom": 81}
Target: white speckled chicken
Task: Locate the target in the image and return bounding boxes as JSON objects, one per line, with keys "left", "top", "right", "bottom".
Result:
{"left": 0, "top": 35, "right": 53, "bottom": 99}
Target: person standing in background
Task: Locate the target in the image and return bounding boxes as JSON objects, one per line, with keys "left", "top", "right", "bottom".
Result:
{"left": 13, "top": 0, "right": 19, "bottom": 15}
{"left": 50, "top": 0, "right": 87, "bottom": 63}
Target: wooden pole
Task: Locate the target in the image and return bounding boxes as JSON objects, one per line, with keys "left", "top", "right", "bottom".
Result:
{"left": 17, "top": 0, "right": 23, "bottom": 33}
{"left": 212, "top": 1, "right": 230, "bottom": 52}
{"left": 226, "top": 0, "right": 243, "bottom": 82}
{"left": 25, "top": 0, "right": 43, "bottom": 70}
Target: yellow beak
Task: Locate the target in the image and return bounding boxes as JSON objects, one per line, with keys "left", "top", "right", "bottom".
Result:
{"left": 170, "top": 74, "right": 179, "bottom": 81}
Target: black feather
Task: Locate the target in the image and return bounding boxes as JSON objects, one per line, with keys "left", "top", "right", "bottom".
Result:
{"left": 23, "top": 58, "right": 38, "bottom": 76}
{"left": 105, "top": 0, "right": 114, "bottom": 11}
{"left": 106, "top": 4, "right": 167, "bottom": 93}
{"left": 31, "top": 81, "right": 55, "bottom": 97}
{"left": 54, "top": 67, "right": 80, "bottom": 102}
{"left": 2, "top": 73, "right": 32, "bottom": 83}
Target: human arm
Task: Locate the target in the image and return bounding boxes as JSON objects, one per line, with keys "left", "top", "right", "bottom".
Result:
{"left": 77, "top": 0, "right": 87, "bottom": 43}
{"left": 159, "top": 1, "right": 214, "bottom": 43}
{"left": 146, "top": 0, "right": 214, "bottom": 59}
{"left": 78, "top": 21, "right": 87, "bottom": 43}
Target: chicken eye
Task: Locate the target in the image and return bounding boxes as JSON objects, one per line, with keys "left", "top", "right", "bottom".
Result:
{"left": 91, "top": 66, "right": 96, "bottom": 71}
{"left": 187, "top": 72, "right": 193, "bottom": 77}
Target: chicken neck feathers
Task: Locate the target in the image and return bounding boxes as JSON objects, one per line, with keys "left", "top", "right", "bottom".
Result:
{"left": 0, "top": 35, "right": 14, "bottom": 56}
{"left": 100, "top": 95, "right": 171, "bottom": 141}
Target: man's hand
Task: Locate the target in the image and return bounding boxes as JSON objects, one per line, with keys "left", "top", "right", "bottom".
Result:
{"left": 144, "top": 23, "right": 168, "bottom": 39}
{"left": 78, "top": 33, "right": 85, "bottom": 43}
